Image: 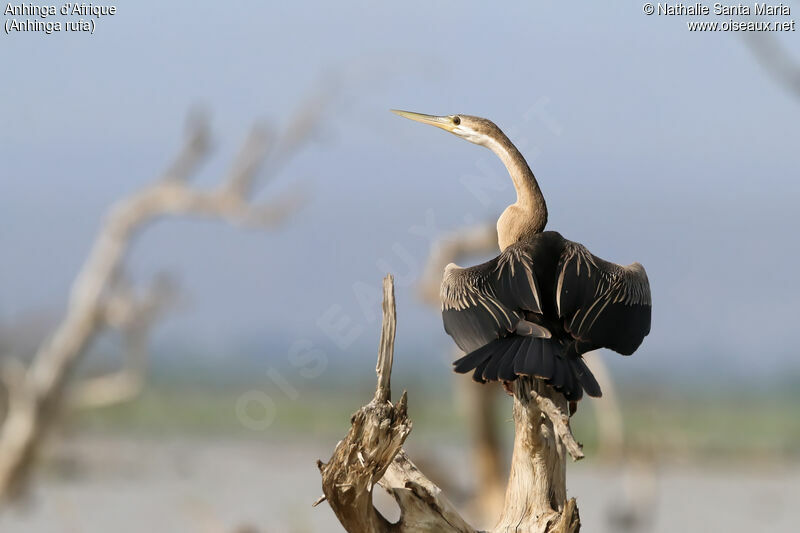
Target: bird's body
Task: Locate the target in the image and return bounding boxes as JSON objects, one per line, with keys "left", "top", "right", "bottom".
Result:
{"left": 392, "top": 110, "right": 652, "bottom": 403}
{"left": 442, "top": 230, "right": 650, "bottom": 401}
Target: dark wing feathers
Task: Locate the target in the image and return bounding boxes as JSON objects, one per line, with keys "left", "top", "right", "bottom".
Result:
{"left": 571, "top": 357, "right": 602, "bottom": 398}
{"left": 453, "top": 341, "right": 497, "bottom": 374}
{"left": 556, "top": 241, "right": 651, "bottom": 356}
{"left": 445, "top": 233, "right": 651, "bottom": 402}
{"left": 494, "top": 246, "right": 542, "bottom": 315}
{"left": 441, "top": 242, "right": 542, "bottom": 353}
{"left": 442, "top": 302, "right": 512, "bottom": 355}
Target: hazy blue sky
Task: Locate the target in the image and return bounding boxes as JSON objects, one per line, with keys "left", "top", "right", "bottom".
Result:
{"left": 2, "top": 2, "right": 799, "bottom": 380}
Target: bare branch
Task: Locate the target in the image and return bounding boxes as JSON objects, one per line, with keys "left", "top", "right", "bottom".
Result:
{"left": 374, "top": 275, "right": 396, "bottom": 404}
{"left": 320, "top": 277, "right": 582, "bottom": 533}
{"left": 530, "top": 387, "right": 584, "bottom": 461}
{"left": 379, "top": 451, "right": 475, "bottom": 533}
{"left": 237, "top": 185, "right": 309, "bottom": 228}
{"left": 495, "top": 378, "right": 581, "bottom": 532}
{"left": 220, "top": 124, "right": 274, "bottom": 199}
{"left": 0, "top": 103, "right": 320, "bottom": 501}
{"left": 0, "top": 357, "right": 36, "bottom": 499}
{"left": 68, "top": 275, "right": 180, "bottom": 410}
{"left": 101, "top": 274, "right": 179, "bottom": 330}
{"left": 319, "top": 276, "right": 476, "bottom": 533}
{"left": 160, "top": 114, "right": 211, "bottom": 183}
{"left": 271, "top": 92, "right": 328, "bottom": 170}
{"left": 0, "top": 358, "right": 33, "bottom": 423}
{"left": 743, "top": 33, "right": 800, "bottom": 99}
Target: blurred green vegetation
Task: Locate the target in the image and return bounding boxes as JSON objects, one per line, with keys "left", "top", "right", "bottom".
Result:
{"left": 69, "top": 371, "right": 468, "bottom": 441}
{"left": 69, "top": 370, "right": 800, "bottom": 462}
{"left": 571, "top": 384, "right": 800, "bottom": 461}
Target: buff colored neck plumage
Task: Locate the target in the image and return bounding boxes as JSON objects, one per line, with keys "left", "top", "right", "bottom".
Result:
{"left": 482, "top": 133, "right": 548, "bottom": 251}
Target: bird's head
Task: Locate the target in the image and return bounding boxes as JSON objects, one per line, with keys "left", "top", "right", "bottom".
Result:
{"left": 391, "top": 110, "right": 501, "bottom": 147}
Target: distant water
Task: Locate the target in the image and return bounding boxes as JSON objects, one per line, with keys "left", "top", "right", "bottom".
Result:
{"left": 2, "top": 436, "right": 798, "bottom": 533}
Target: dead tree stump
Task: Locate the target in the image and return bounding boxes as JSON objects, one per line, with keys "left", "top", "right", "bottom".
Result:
{"left": 495, "top": 378, "right": 581, "bottom": 532}
{"left": 318, "top": 275, "right": 582, "bottom": 533}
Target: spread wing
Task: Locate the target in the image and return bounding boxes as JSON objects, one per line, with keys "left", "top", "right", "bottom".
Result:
{"left": 556, "top": 241, "right": 651, "bottom": 355}
{"left": 440, "top": 242, "right": 542, "bottom": 353}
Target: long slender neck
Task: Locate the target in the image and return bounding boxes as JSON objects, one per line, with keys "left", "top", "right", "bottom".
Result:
{"left": 484, "top": 133, "right": 548, "bottom": 232}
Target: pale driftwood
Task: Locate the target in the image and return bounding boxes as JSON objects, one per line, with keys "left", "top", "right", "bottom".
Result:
{"left": 0, "top": 107, "right": 317, "bottom": 501}
{"left": 529, "top": 386, "right": 584, "bottom": 461}
{"left": 374, "top": 275, "right": 396, "bottom": 404}
{"left": 495, "top": 378, "right": 580, "bottom": 533}
{"left": 320, "top": 275, "right": 582, "bottom": 533}
{"left": 318, "top": 275, "right": 474, "bottom": 532}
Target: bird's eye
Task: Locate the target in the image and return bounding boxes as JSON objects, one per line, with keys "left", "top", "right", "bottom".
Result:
{"left": 452, "top": 116, "right": 461, "bottom": 125}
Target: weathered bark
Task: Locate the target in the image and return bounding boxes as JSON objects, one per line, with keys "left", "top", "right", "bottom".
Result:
{"left": 318, "top": 275, "right": 474, "bottom": 532}
{"left": 494, "top": 378, "right": 580, "bottom": 533}
{"left": 319, "top": 275, "right": 583, "bottom": 533}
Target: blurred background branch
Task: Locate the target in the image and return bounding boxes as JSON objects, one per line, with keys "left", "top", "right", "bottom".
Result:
{"left": 416, "top": 221, "right": 507, "bottom": 524}
{"left": 0, "top": 102, "right": 321, "bottom": 502}
{"left": 743, "top": 33, "right": 800, "bottom": 98}
{"left": 2, "top": 3, "right": 799, "bottom": 531}
{"left": 67, "top": 273, "right": 180, "bottom": 410}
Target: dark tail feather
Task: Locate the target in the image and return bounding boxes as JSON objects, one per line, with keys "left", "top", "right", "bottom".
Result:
{"left": 517, "top": 338, "right": 589, "bottom": 401}
{"left": 499, "top": 337, "right": 529, "bottom": 381}
{"left": 482, "top": 337, "right": 524, "bottom": 381}
{"left": 454, "top": 337, "right": 602, "bottom": 400}
{"left": 540, "top": 341, "right": 554, "bottom": 377}
{"left": 562, "top": 358, "right": 582, "bottom": 402}
{"left": 544, "top": 342, "right": 565, "bottom": 388}
{"left": 516, "top": 337, "right": 543, "bottom": 376}
{"left": 570, "top": 357, "right": 602, "bottom": 398}
{"left": 454, "top": 336, "right": 521, "bottom": 382}
{"left": 472, "top": 357, "right": 491, "bottom": 383}
{"left": 453, "top": 341, "right": 498, "bottom": 374}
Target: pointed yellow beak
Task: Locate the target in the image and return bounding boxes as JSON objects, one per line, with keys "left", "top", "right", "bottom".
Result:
{"left": 391, "top": 109, "right": 456, "bottom": 132}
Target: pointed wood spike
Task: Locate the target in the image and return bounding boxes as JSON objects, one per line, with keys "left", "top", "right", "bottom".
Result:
{"left": 397, "top": 389, "right": 408, "bottom": 416}
{"left": 374, "top": 274, "right": 396, "bottom": 403}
